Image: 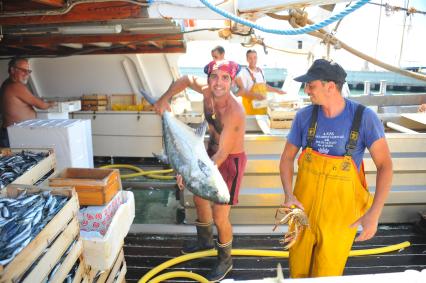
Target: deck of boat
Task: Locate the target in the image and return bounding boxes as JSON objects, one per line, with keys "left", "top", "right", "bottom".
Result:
{"left": 123, "top": 223, "right": 426, "bottom": 282}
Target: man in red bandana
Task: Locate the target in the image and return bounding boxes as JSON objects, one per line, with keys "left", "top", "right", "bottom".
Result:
{"left": 154, "top": 60, "right": 246, "bottom": 282}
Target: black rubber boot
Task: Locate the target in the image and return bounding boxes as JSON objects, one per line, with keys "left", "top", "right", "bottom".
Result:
{"left": 206, "top": 240, "right": 233, "bottom": 282}
{"left": 181, "top": 220, "right": 214, "bottom": 254}
{"left": 414, "top": 212, "right": 426, "bottom": 235}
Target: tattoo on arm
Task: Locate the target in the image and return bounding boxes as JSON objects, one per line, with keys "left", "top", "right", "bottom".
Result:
{"left": 234, "top": 126, "right": 239, "bottom": 132}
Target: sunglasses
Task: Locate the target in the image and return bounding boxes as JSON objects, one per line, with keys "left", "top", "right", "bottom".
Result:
{"left": 14, "top": 66, "right": 33, "bottom": 75}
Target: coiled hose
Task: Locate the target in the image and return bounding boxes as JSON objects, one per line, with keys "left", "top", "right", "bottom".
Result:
{"left": 139, "top": 241, "right": 411, "bottom": 282}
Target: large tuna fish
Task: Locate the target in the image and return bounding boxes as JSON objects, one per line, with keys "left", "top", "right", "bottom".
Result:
{"left": 140, "top": 90, "right": 230, "bottom": 204}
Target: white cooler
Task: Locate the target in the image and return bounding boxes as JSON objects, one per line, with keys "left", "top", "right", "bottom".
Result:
{"left": 8, "top": 119, "right": 93, "bottom": 171}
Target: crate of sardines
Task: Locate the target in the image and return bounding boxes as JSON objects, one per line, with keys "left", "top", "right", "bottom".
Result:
{"left": 0, "top": 148, "right": 56, "bottom": 189}
{"left": 0, "top": 184, "right": 86, "bottom": 283}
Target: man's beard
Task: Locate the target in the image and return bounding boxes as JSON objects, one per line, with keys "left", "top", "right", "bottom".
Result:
{"left": 20, "top": 77, "right": 28, "bottom": 84}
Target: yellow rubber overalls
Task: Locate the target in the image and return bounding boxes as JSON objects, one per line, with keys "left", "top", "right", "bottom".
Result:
{"left": 242, "top": 68, "right": 268, "bottom": 115}
{"left": 289, "top": 105, "right": 373, "bottom": 278}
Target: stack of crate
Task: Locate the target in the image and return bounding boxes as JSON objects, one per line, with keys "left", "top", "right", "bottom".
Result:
{"left": 48, "top": 168, "right": 133, "bottom": 280}
{"left": 81, "top": 94, "right": 108, "bottom": 111}
{"left": 0, "top": 185, "right": 87, "bottom": 283}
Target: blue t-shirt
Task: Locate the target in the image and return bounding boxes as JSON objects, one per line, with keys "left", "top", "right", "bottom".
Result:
{"left": 287, "top": 99, "right": 385, "bottom": 169}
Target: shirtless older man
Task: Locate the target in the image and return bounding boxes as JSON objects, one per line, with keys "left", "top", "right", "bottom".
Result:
{"left": 0, "top": 58, "right": 55, "bottom": 147}
{"left": 154, "top": 60, "right": 246, "bottom": 282}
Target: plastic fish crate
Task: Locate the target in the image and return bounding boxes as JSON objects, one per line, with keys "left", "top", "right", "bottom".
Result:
{"left": 81, "top": 191, "right": 134, "bottom": 271}
{"left": 0, "top": 185, "right": 82, "bottom": 283}
{"left": 48, "top": 168, "right": 122, "bottom": 206}
{"left": 0, "top": 148, "right": 56, "bottom": 186}
{"left": 87, "top": 248, "right": 127, "bottom": 283}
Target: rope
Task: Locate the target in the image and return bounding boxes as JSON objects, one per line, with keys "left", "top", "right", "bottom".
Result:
{"left": 199, "top": 0, "right": 370, "bottom": 35}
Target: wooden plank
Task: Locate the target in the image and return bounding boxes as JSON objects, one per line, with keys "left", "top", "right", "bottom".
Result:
{"left": 0, "top": 186, "right": 78, "bottom": 282}
{"left": 105, "top": 249, "right": 125, "bottom": 283}
{"left": 32, "top": 0, "right": 65, "bottom": 8}
{"left": 0, "top": 1, "right": 146, "bottom": 25}
{"left": 1, "top": 33, "right": 182, "bottom": 46}
{"left": 116, "top": 261, "right": 127, "bottom": 283}
{"left": 0, "top": 45, "right": 186, "bottom": 56}
{"left": 72, "top": 257, "right": 88, "bottom": 283}
{"left": 22, "top": 217, "right": 80, "bottom": 283}
{"left": 401, "top": 113, "right": 426, "bottom": 126}
{"left": 50, "top": 239, "right": 83, "bottom": 283}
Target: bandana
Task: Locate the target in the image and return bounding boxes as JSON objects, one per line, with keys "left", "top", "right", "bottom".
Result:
{"left": 204, "top": 60, "right": 241, "bottom": 80}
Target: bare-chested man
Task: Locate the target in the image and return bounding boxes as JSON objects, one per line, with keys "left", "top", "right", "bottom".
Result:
{"left": 154, "top": 60, "right": 246, "bottom": 282}
{"left": 0, "top": 58, "right": 55, "bottom": 147}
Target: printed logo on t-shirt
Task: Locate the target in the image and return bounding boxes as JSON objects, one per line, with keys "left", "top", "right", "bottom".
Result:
{"left": 316, "top": 131, "right": 344, "bottom": 154}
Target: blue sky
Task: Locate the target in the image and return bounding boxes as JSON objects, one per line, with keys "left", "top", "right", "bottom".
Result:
{"left": 179, "top": 0, "right": 426, "bottom": 71}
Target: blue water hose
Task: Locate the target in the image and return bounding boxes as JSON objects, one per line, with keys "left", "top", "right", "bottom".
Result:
{"left": 199, "top": 0, "right": 370, "bottom": 35}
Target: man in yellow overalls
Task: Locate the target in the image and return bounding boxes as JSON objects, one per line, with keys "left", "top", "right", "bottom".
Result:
{"left": 235, "top": 49, "right": 285, "bottom": 115}
{"left": 279, "top": 59, "right": 393, "bottom": 277}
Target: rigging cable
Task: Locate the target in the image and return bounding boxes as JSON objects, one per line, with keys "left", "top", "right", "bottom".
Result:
{"left": 398, "top": 0, "right": 409, "bottom": 67}
{"left": 287, "top": 8, "right": 426, "bottom": 82}
{"left": 199, "top": 0, "right": 370, "bottom": 35}
{"left": 368, "top": 1, "right": 426, "bottom": 15}
{"left": 374, "top": 0, "right": 383, "bottom": 59}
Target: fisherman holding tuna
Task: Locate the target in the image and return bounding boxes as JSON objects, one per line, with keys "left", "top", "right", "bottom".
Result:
{"left": 151, "top": 60, "right": 247, "bottom": 282}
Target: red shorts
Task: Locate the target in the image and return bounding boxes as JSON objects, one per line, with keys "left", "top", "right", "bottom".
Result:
{"left": 208, "top": 149, "right": 247, "bottom": 205}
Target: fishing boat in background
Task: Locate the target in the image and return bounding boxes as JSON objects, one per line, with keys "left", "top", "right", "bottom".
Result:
{"left": 0, "top": 0, "right": 425, "bottom": 282}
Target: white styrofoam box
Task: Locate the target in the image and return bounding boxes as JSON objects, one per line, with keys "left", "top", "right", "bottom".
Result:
{"left": 48, "top": 100, "right": 82, "bottom": 113}
{"left": 80, "top": 191, "right": 135, "bottom": 271}
{"left": 79, "top": 191, "right": 124, "bottom": 235}
{"left": 36, "top": 112, "right": 69, "bottom": 119}
{"left": 7, "top": 119, "right": 93, "bottom": 171}
{"left": 36, "top": 100, "right": 82, "bottom": 119}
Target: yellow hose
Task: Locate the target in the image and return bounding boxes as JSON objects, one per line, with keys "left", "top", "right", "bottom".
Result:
{"left": 99, "top": 164, "right": 174, "bottom": 180}
{"left": 148, "top": 271, "right": 209, "bottom": 283}
{"left": 139, "top": 241, "right": 410, "bottom": 283}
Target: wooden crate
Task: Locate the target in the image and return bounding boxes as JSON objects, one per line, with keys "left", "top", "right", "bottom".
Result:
{"left": 82, "top": 94, "right": 108, "bottom": 100}
{"left": 109, "top": 94, "right": 137, "bottom": 106}
{"left": 267, "top": 107, "right": 296, "bottom": 129}
{"left": 87, "top": 249, "right": 126, "bottom": 283}
{"left": 81, "top": 105, "right": 107, "bottom": 111}
{"left": 81, "top": 94, "right": 109, "bottom": 111}
{"left": 0, "top": 185, "right": 81, "bottom": 283}
{"left": 268, "top": 119, "right": 293, "bottom": 129}
{"left": 49, "top": 168, "right": 122, "bottom": 205}
{"left": 82, "top": 100, "right": 108, "bottom": 106}
{"left": 0, "top": 148, "right": 56, "bottom": 186}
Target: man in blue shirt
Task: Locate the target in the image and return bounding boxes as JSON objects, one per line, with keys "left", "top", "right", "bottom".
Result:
{"left": 279, "top": 59, "right": 393, "bottom": 277}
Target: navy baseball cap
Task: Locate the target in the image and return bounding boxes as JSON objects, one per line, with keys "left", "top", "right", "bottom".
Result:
{"left": 294, "top": 59, "right": 347, "bottom": 83}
